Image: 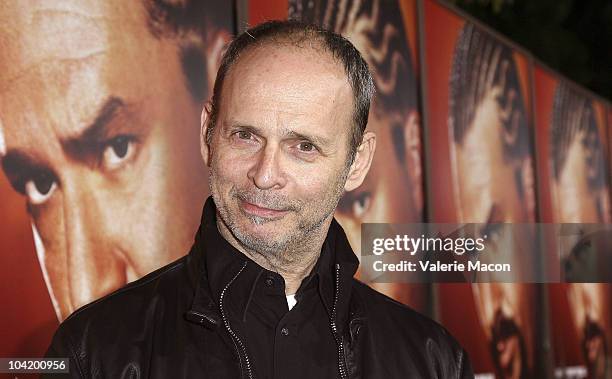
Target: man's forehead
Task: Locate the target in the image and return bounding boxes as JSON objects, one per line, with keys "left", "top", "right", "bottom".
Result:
{"left": 226, "top": 43, "right": 352, "bottom": 108}
{"left": 235, "top": 42, "right": 347, "bottom": 81}
{"left": 1, "top": 2, "right": 104, "bottom": 66}
{"left": 0, "top": 0, "right": 144, "bottom": 86}
{"left": 0, "top": 0, "right": 162, "bottom": 143}
{"left": 226, "top": 45, "right": 350, "bottom": 110}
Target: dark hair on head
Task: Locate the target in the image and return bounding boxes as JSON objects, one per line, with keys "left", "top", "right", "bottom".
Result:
{"left": 289, "top": 0, "right": 417, "bottom": 164}
{"left": 550, "top": 82, "right": 608, "bottom": 193}
{"left": 207, "top": 19, "right": 374, "bottom": 163}
{"left": 449, "top": 23, "right": 531, "bottom": 164}
{"left": 142, "top": 0, "right": 232, "bottom": 102}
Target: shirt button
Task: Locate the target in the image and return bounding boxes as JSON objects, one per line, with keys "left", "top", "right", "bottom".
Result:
{"left": 280, "top": 327, "right": 289, "bottom": 336}
{"left": 265, "top": 277, "right": 275, "bottom": 287}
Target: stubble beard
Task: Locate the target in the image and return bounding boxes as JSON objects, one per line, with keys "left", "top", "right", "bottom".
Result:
{"left": 209, "top": 164, "right": 350, "bottom": 268}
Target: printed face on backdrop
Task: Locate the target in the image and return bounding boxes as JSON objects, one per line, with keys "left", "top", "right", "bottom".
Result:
{"left": 449, "top": 24, "right": 536, "bottom": 379}
{"left": 289, "top": 0, "right": 424, "bottom": 305}
{"left": 550, "top": 83, "right": 611, "bottom": 224}
{"left": 549, "top": 85, "right": 611, "bottom": 379}
{"left": 0, "top": 0, "right": 227, "bottom": 320}
{"left": 201, "top": 42, "right": 375, "bottom": 265}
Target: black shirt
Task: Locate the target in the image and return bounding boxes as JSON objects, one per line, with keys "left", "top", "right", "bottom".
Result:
{"left": 208, "top": 225, "right": 340, "bottom": 378}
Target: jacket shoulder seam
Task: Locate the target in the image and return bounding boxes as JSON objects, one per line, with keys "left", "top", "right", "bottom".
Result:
{"left": 64, "top": 258, "right": 187, "bottom": 322}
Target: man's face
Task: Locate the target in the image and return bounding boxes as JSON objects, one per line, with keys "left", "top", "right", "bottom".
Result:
{"left": 555, "top": 130, "right": 611, "bottom": 223}
{"left": 454, "top": 87, "right": 535, "bottom": 378}
{"left": 556, "top": 133, "right": 611, "bottom": 378}
{"left": 0, "top": 1, "right": 208, "bottom": 320}
{"left": 206, "top": 44, "right": 356, "bottom": 258}
{"left": 455, "top": 87, "right": 533, "bottom": 225}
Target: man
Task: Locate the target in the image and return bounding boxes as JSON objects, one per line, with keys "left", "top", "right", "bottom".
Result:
{"left": 45, "top": 20, "right": 472, "bottom": 378}
{"left": 549, "top": 83, "right": 611, "bottom": 224}
{"left": 549, "top": 83, "right": 611, "bottom": 379}
{"left": 289, "top": 0, "right": 425, "bottom": 307}
{"left": 0, "top": 0, "right": 230, "bottom": 320}
{"left": 449, "top": 23, "right": 537, "bottom": 379}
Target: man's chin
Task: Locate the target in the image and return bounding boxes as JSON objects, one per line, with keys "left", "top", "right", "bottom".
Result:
{"left": 231, "top": 222, "right": 292, "bottom": 252}
{"left": 238, "top": 223, "right": 284, "bottom": 239}
{"left": 243, "top": 214, "right": 286, "bottom": 225}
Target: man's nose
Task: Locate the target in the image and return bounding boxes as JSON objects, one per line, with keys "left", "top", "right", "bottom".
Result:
{"left": 62, "top": 183, "right": 127, "bottom": 312}
{"left": 247, "top": 144, "right": 287, "bottom": 190}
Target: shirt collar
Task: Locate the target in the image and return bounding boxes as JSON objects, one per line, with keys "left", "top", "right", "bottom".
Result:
{"left": 190, "top": 196, "right": 360, "bottom": 318}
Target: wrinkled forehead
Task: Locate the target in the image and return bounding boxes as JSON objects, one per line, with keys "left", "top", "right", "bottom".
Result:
{"left": 0, "top": 0, "right": 157, "bottom": 144}
{"left": 0, "top": 0, "right": 145, "bottom": 85}
{"left": 224, "top": 43, "right": 353, "bottom": 112}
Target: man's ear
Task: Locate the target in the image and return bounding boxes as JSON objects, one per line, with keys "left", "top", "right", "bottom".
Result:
{"left": 344, "top": 131, "right": 376, "bottom": 192}
{"left": 402, "top": 110, "right": 423, "bottom": 213}
{"left": 200, "top": 103, "right": 212, "bottom": 167}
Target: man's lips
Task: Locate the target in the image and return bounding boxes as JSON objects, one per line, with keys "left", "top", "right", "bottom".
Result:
{"left": 239, "top": 200, "right": 289, "bottom": 218}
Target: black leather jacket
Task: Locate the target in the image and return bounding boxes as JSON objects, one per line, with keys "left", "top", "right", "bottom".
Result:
{"left": 46, "top": 199, "right": 473, "bottom": 378}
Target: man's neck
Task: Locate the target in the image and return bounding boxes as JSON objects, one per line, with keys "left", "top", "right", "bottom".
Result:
{"left": 215, "top": 216, "right": 332, "bottom": 295}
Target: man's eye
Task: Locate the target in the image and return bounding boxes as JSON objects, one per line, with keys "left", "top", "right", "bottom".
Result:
{"left": 24, "top": 171, "right": 57, "bottom": 205}
{"left": 237, "top": 131, "right": 252, "bottom": 140}
{"left": 102, "top": 136, "right": 134, "bottom": 170}
{"left": 480, "top": 223, "right": 503, "bottom": 242}
{"left": 298, "top": 142, "right": 315, "bottom": 152}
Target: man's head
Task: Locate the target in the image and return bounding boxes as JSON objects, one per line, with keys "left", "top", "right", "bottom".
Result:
{"left": 200, "top": 20, "right": 376, "bottom": 268}
{"left": 450, "top": 23, "right": 535, "bottom": 224}
{"left": 289, "top": 0, "right": 423, "bottom": 251}
{"left": 449, "top": 23, "right": 536, "bottom": 378}
{"left": 550, "top": 83, "right": 611, "bottom": 223}
{"left": 550, "top": 85, "right": 611, "bottom": 378}
{"left": 0, "top": 0, "right": 229, "bottom": 320}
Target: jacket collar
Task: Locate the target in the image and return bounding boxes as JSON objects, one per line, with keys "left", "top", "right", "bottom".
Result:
{"left": 186, "top": 197, "right": 360, "bottom": 327}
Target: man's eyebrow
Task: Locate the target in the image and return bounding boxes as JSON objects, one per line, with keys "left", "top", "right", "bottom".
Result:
{"left": 225, "top": 123, "right": 261, "bottom": 136}
{"left": 60, "top": 96, "right": 126, "bottom": 159}
{"left": 225, "top": 121, "right": 332, "bottom": 147}
{"left": 284, "top": 130, "right": 332, "bottom": 147}
{"left": 1, "top": 150, "right": 52, "bottom": 194}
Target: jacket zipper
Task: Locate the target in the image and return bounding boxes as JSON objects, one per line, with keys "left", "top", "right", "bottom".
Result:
{"left": 219, "top": 261, "right": 254, "bottom": 379}
{"left": 331, "top": 263, "right": 348, "bottom": 379}
{"left": 219, "top": 261, "right": 347, "bottom": 379}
